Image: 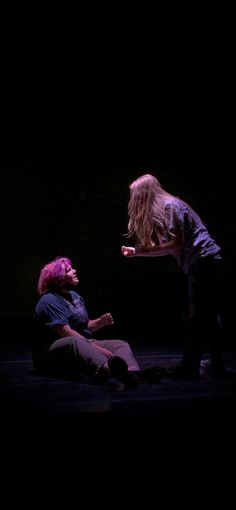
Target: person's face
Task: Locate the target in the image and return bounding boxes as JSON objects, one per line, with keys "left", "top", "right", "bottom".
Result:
{"left": 63, "top": 264, "right": 79, "bottom": 287}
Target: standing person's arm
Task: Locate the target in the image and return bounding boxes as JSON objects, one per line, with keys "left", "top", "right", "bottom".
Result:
{"left": 122, "top": 199, "right": 184, "bottom": 258}
{"left": 122, "top": 238, "right": 181, "bottom": 258}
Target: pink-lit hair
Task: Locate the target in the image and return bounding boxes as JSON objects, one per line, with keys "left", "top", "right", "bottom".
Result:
{"left": 37, "top": 256, "right": 72, "bottom": 295}
{"left": 127, "top": 174, "right": 175, "bottom": 246}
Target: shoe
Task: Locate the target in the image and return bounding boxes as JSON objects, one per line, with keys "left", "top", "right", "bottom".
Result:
{"left": 108, "top": 356, "right": 139, "bottom": 388}
{"left": 94, "top": 365, "right": 110, "bottom": 384}
{"left": 136, "top": 366, "right": 167, "bottom": 383}
{"left": 166, "top": 363, "right": 200, "bottom": 380}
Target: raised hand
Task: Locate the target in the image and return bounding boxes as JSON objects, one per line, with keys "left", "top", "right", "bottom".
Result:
{"left": 121, "top": 245, "right": 136, "bottom": 257}
{"left": 99, "top": 313, "right": 114, "bottom": 327}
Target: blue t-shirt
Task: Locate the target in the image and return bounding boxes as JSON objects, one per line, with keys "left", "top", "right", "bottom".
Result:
{"left": 34, "top": 290, "right": 93, "bottom": 358}
{"left": 163, "top": 198, "right": 221, "bottom": 273}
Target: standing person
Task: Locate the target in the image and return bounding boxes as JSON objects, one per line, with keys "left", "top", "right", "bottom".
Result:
{"left": 122, "top": 173, "right": 226, "bottom": 378}
{"left": 33, "top": 256, "right": 140, "bottom": 388}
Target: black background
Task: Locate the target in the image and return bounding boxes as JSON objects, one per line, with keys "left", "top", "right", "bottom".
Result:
{"left": 0, "top": 114, "right": 234, "bottom": 348}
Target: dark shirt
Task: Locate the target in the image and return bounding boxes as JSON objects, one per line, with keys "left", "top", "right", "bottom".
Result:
{"left": 164, "top": 199, "right": 221, "bottom": 273}
{"left": 33, "top": 290, "right": 93, "bottom": 361}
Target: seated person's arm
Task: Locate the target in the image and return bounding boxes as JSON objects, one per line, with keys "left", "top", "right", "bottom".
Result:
{"left": 52, "top": 324, "right": 113, "bottom": 357}
{"left": 52, "top": 324, "right": 85, "bottom": 339}
{"left": 88, "top": 313, "right": 114, "bottom": 332}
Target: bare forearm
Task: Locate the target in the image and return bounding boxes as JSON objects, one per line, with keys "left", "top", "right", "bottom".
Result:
{"left": 53, "top": 324, "right": 85, "bottom": 339}
{"left": 53, "top": 324, "right": 112, "bottom": 357}
{"left": 88, "top": 313, "right": 114, "bottom": 332}
{"left": 135, "top": 241, "right": 180, "bottom": 257}
{"left": 88, "top": 319, "right": 102, "bottom": 332}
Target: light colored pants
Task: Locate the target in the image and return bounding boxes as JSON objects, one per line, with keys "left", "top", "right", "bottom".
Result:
{"left": 45, "top": 336, "right": 140, "bottom": 377}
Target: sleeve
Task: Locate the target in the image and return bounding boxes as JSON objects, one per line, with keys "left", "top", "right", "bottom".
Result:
{"left": 39, "top": 298, "right": 69, "bottom": 329}
{"left": 164, "top": 201, "right": 185, "bottom": 240}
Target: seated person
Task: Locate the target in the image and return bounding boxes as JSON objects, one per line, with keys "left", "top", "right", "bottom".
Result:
{"left": 33, "top": 256, "right": 140, "bottom": 388}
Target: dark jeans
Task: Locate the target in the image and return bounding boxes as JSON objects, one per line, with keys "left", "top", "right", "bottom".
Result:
{"left": 182, "top": 255, "right": 225, "bottom": 372}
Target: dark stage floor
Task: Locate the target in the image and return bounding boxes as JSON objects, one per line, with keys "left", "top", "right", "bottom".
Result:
{"left": 1, "top": 343, "right": 236, "bottom": 425}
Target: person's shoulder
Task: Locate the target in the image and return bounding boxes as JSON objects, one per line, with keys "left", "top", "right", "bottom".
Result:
{"left": 36, "top": 292, "right": 60, "bottom": 308}
{"left": 165, "top": 198, "right": 185, "bottom": 211}
{"left": 34, "top": 293, "right": 50, "bottom": 315}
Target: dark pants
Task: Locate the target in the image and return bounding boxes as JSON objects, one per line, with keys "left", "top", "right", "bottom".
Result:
{"left": 182, "top": 255, "right": 225, "bottom": 372}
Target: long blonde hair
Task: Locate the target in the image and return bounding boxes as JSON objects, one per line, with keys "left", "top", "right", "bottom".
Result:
{"left": 127, "top": 174, "right": 176, "bottom": 246}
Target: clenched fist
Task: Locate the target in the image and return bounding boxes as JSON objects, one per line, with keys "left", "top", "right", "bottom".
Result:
{"left": 121, "top": 245, "right": 136, "bottom": 257}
